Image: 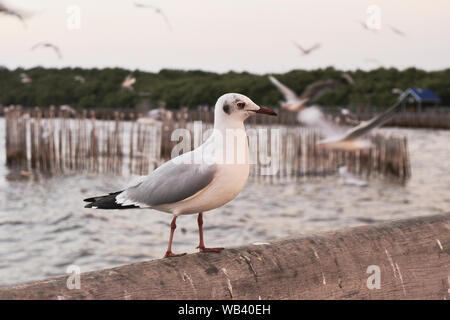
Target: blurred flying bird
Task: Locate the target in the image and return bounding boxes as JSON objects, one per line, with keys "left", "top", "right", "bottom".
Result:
{"left": 134, "top": 2, "right": 172, "bottom": 31}
{"left": 338, "top": 166, "right": 368, "bottom": 187}
{"left": 59, "top": 105, "right": 76, "bottom": 114}
{"left": 391, "top": 88, "right": 404, "bottom": 95}
{"left": 268, "top": 73, "right": 354, "bottom": 112}
{"left": 339, "top": 108, "right": 360, "bottom": 126}
{"left": 388, "top": 24, "right": 406, "bottom": 37}
{"left": 364, "top": 58, "right": 382, "bottom": 66}
{"left": 292, "top": 42, "right": 321, "bottom": 55}
{"left": 355, "top": 19, "right": 378, "bottom": 33}
{"left": 0, "top": 1, "right": 30, "bottom": 26}
{"left": 74, "top": 75, "right": 85, "bottom": 83}
{"left": 121, "top": 75, "right": 136, "bottom": 91}
{"left": 138, "top": 106, "right": 174, "bottom": 128}
{"left": 20, "top": 73, "right": 32, "bottom": 84}
{"left": 298, "top": 100, "right": 403, "bottom": 150}
{"left": 30, "top": 42, "right": 62, "bottom": 59}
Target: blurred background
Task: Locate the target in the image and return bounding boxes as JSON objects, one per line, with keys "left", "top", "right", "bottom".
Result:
{"left": 0, "top": 0, "right": 449, "bottom": 286}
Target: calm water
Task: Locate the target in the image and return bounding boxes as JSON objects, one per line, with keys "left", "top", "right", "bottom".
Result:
{"left": 0, "top": 118, "right": 449, "bottom": 286}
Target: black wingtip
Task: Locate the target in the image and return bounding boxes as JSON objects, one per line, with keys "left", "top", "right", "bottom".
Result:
{"left": 83, "top": 191, "right": 138, "bottom": 210}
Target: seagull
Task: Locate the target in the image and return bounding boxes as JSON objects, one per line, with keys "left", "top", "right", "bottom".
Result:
{"left": 30, "top": 42, "right": 63, "bottom": 59}
{"left": 268, "top": 73, "right": 354, "bottom": 112}
{"left": 338, "top": 166, "right": 368, "bottom": 187}
{"left": 355, "top": 19, "right": 378, "bottom": 33}
{"left": 298, "top": 99, "right": 403, "bottom": 150}
{"left": 0, "top": 1, "right": 30, "bottom": 26}
{"left": 134, "top": 2, "right": 172, "bottom": 31}
{"left": 292, "top": 41, "right": 321, "bottom": 55}
{"left": 391, "top": 88, "right": 403, "bottom": 95}
{"left": 74, "top": 75, "right": 85, "bottom": 83}
{"left": 138, "top": 108, "right": 174, "bottom": 126}
{"left": 364, "top": 58, "right": 382, "bottom": 68}
{"left": 339, "top": 108, "right": 360, "bottom": 126}
{"left": 59, "top": 105, "right": 76, "bottom": 114}
{"left": 121, "top": 75, "right": 136, "bottom": 91}
{"left": 20, "top": 73, "right": 32, "bottom": 84}
{"left": 388, "top": 24, "right": 406, "bottom": 37}
{"left": 84, "top": 93, "right": 277, "bottom": 258}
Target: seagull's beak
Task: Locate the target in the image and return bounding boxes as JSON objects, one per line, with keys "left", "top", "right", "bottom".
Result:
{"left": 254, "top": 106, "right": 277, "bottom": 116}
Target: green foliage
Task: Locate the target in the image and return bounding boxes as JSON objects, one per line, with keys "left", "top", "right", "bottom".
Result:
{"left": 0, "top": 66, "right": 449, "bottom": 109}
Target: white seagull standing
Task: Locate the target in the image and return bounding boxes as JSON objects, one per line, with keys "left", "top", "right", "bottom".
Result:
{"left": 84, "top": 93, "right": 277, "bottom": 258}
{"left": 298, "top": 100, "right": 403, "bottom": 150}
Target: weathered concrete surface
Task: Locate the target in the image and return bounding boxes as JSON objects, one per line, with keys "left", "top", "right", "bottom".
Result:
{"left": 1, "top": 213, "right": 449, "bottom": 300}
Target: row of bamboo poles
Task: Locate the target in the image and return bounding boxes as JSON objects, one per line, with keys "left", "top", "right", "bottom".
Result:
{"left": 3, "top": 105, "right": 449, "bottom": 128}
{"left": 3, "top": 106, "right": 411, "bottom": 183}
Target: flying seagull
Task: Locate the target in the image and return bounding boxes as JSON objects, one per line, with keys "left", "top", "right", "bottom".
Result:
{"left": 268, "top": 73, "right": 354, "bottom": 112}
{"left": 339, "top": 166, "right": 368, "bottom": 187}
{"left": 74, "top": 75, "right": 85, "bottom": 83}
{"left": 391, "top": 88, "right": 403, "bottom": 95}
{"left": 292, "top": 41, "right": 321, "bottom": 55}
{"left": 388, "top": 24, "right": 406, "bottom": 37}
{"left": 20, "top": 73, "right": 32, "bottom": 84}
{"left": 30, "top": 42, "right": 62, "bottom": 59}
{"left": 84, "top": 93, "right": 277, "bottom": 258}
{"left": 298, "top": 99, "right": 403, "bottom": 150}
{"left": 134, "top": 2, "right": 172, "bottom": 31}
{"left": 59, "top": 105, "right": 76, "bottom": 114}
{"left": 355, "top": 19, "right": 378, "bottom": 33}
{"left": 121, "top": 75, "right": 136, "bottom": 91}
{"left": 0, "top": 1, "right": 30, "bottom": 26}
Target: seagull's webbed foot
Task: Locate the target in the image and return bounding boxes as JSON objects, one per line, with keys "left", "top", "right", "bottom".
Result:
{"left": 163, "top": 251, "right": 187, "bottom": 258}
{"left": 197, "top": 246, "right": 224, "bottom": 253}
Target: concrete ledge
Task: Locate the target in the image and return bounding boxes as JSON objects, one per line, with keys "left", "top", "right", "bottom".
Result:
{"left": 1, "top": 213, "right": 449, "bottom": 300}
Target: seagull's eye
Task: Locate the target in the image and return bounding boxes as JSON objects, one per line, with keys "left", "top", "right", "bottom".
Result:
{"left": 237, "top": 102, "right": 246, "bottom": 109}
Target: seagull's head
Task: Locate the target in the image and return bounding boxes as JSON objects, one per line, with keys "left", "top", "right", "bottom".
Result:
{"left": 215, "top": 93, "right": 276, "bottom": 124}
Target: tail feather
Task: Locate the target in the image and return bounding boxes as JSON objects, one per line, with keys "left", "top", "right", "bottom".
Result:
{"left": 83, "top": 191, "right": 138, "bottom": 209}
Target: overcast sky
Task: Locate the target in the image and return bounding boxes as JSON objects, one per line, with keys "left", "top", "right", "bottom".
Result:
{"left": 1, "top": 0, "right": 449, "bottom": 73}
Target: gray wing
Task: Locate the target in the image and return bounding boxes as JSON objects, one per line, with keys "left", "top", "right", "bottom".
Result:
{"left": 159, "top": 11, "right": 172, "bottom": 31}
{"left": 300, "top": 79, "right": 343, "bottom": 103}
{"left": 292, "top": 41, "right": 307, "bottom": 54}
{"left": 117, "top": 161, "right": 217, "bottom": 207}
{"left": 30, "top": 42, "right": 45, "bottom": 50}
{"left": 268, "top": 76, "right": 299, "bottom": 102}
{"left": 342, "top": 101, "right": 402, "bottom": 141}
{"left": 306, "top": 43, "right": 321, "bottom": 53}
{"left": 51, "top": 45, "right": 63, "bottom": 59}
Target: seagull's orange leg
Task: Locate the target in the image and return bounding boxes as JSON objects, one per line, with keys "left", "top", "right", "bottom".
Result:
{"left": 196, "top": 212, "right": 224, "bottom": 253}
{"left": 164, "top": 216, "right": 186, "bottom": 258}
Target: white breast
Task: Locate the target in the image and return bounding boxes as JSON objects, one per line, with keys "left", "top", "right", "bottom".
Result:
{"left": 157, "top": 127, "right": 251, "bottom": 215}
{"left": 167, "top": 163, "right": 249, "bottom": 215}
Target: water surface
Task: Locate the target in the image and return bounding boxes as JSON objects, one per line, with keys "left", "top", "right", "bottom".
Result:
{"left": 0, "top": 118, "right": 449, "bottom": 285}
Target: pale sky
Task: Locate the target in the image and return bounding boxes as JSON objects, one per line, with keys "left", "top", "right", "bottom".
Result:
{"left": 1, "top": 0, "right": 449, "bottom": 73}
